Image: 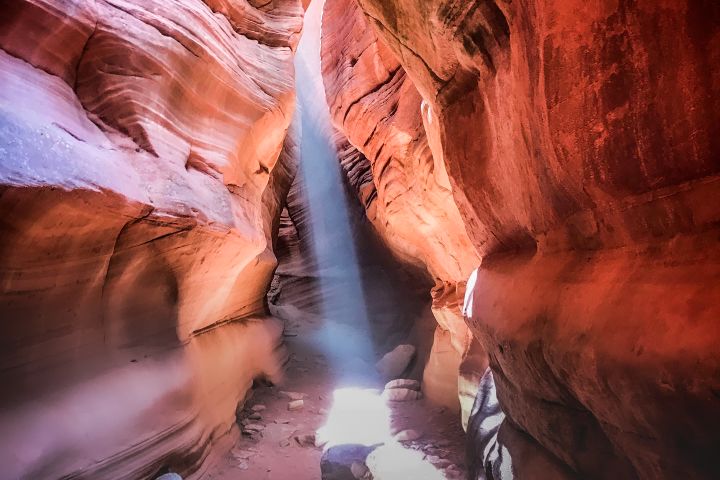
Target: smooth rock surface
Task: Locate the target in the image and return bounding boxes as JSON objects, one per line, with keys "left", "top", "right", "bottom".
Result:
{"left": 332, "top": 0, "right": 720, "bottom": 478}
{"left": 321, "top": 0, "right": 486, "bottom": 415}
{"left": 0, "top": 0, "right": 302, "bottom": 478}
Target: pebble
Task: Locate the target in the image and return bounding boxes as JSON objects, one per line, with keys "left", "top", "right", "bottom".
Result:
{"left": 279, "top": 391, "right": 306, "bottom": 401}
{"left": 288, "top": 399, "right": 304, "bottom": 411}
{"left": 382, "top": 388, "right": 422, "bottom": 401}
{"left": 394, "top": 429, "right": 423, "bottom": 442}
{"left": 376, "top": 344, "right": 416, "bottom": 379}
{"left": 248, "top": 412, "right": 262, "bottom": 420}
{"left": 251, "top": 404, "right": 266, "bottom": 412}
{"left": 385, "top": 378, "right": 421, "bottom": 391}
{"left": 243, "top": 423, "right": 265, "bottom": 433}
{"left": 294, "top": 433, "right": 316, "bottom": 447}
{"left": 155, "top": 474, "right": 182, "bottom": 480}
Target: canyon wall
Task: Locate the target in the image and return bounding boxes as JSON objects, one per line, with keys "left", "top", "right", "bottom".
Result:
{"left": 321, "top": 0, "right": 487, "bottom": 412}
{"left": 326, "top": 0, "right": 720, "bottom": 478}
{"left": 270, "top": 0, "right": 428, "bottom": 373}
{"left": 0, "top": 0, "right": 303, "bottom": 478}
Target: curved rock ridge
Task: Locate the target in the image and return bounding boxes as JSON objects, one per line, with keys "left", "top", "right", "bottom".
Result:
{"left": 321, "top": 0, "right": 486, "bottom": 410}
{"left": 0, "top": 0, "right": 303, "bottom": 477}
{"left": 336, "top": 0, "right": 720, "bottom": 478}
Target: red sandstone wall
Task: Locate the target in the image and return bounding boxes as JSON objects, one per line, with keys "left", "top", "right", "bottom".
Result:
{"left": 327, "top": 0, "right": 720, "bottom": 478}
{"left": 320, "top": 0, "right": 488, "bottom": 412}
{"left": 0, "top": 1, "right": 302, "bottom": 477}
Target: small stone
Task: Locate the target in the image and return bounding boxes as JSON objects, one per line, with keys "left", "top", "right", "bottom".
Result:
{"left": 230, "top": 448, "right": 255, "bottom": 460}
{"left": 243, "top": 423, "right": 265, "bottom": 433}
{"left": 279, "top": 439, "right": 291, "bottom": 447}
{"left": 248, "top": 412, "right": 262, "bottom": 420}
{"left": 394, "top": 429, "right": 422, "bottom": 442}
{"left": 288, "top": 399, "right": 304, "bottom": 411}
{"left": 375, "top": 344, "right": 416, "bottom": 379}
{"left": 280, "top": 391, "right": 307, "bottom": 401}
{"left": 384, "top": 378, "right": 420, "bottom": 391}
{"left": 294, "top": 433, "right": 316, "bottom": 447}
{"left": 382, "top": 388, "right": 422, "bottom": 401}
{"left": 251, "top": 404, "right": 266, "bottom": 412}
{"left": 155, "top": 474, "right": 182, "bottom": 480}
{"left": 236, "top": 460, "right": 249, "bottom": 470}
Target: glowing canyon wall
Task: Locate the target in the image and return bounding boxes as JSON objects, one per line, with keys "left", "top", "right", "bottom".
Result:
{"left": 321, "top": 0, "right": 720, "bottom": 478}
{"left": 320, "top": 0, "right": 488, "bottom": 414}
{"left": 0, "top": 0, "right": 302, "bottom": 477}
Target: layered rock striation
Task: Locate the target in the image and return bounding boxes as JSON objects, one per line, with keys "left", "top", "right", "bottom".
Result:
{"left": 321, "top": 0, "right": 486, "bottom": 411}
{"left": 328, "top": 0, "right": 720, "bottom": 478}
{"left": 0, "top": 0, "right": 303, "bottom": 477}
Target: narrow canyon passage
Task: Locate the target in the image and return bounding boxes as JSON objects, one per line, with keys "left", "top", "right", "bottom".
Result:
{"left": 1, "top": 0, "right": 719, "bottom": 479}
{"left": 204, "top": 311, "right": 467, "bottom": 480}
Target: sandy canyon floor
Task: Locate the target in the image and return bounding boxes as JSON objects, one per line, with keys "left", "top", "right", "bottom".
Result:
{"left": 204, "top": 313, "right": 468, "bottom": 480}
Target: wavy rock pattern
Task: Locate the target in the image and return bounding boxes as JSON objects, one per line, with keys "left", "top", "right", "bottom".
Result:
{"left": 321, "top": 0, "right": 486, "bottom": 411}
{"left": 0, "top": 0, "right": 302, "bottom": 477}
{"left": 339, "top": 0, "right": 720, "bottom": 478}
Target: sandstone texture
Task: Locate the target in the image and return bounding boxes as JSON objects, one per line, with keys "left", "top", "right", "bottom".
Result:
{"left": 332, "top": 0, "right": 720, "bottom": 478}
{"left": 321, "top": 0, "right": 486, "bottom": 412}
{"left": 0, "top": 0, "right": 302, "bottom": 478}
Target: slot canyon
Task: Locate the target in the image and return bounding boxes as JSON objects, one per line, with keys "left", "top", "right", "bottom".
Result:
{"left": 0, "top": 0, "right": 718, "bottom": 478}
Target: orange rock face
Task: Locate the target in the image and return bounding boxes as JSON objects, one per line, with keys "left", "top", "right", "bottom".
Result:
{"left": 329, "top": 0, "right": 720, "bottom": 478}
{"left": 321, "top": 0, "right": 485, "bottom": 411}
{"left": 0, "top": 0, "right": 302, "bottom": 477}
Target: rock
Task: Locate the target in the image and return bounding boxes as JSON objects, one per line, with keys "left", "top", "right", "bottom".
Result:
{"left": 320, "top": 0, "right": 483, "bottom": 417}
{"left": 279, "top": 439, "right": 291, "bottom": 448}
{"left": 288, "top": 400, "right": 304, "bottom": 411}
{"left": 324, "top": 0, "right": 720, "bottom": 478}
{"left": 230, "top": 448, "right": 256, "bottom": 460}
{"left": 393, "top": 429, "right": 422, "bottom": 442}
{"left": 321, "top": 444, "right": 378, "bottom": 480}
{"left": 279, "top": 391, "right": 307, "bottom": 401}
{"left": 248, "top": 413, "right": 262, "bottom": 420}
{"left": 0, "top": 0, "right": 302, "bottom": 478}
{"left": 294, "top": 433, "right": 316, "bottom": 448}
{"left": 382, "top": 388, "right": 421, "bottom": 402}
{"left": 242, "top": 423, "right": 265, "bottom": 433}
{"left": 251, "top": 405, "right": 267, "bottom": 413}
{"left": 384, "top": 379, "right": 420, "bottom": 391}
{"left": 375, "top": 345, "right": 416, "bottom": 379}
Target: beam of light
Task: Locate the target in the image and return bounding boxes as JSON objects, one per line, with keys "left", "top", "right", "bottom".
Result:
{"left": 317, "top": 388, "right": 447, "bottom": 479}
{"left": 367, "top": 443, "right": 447, "bottom": 480}
{"left": 294, "top": 0, "right": 377, "bottom": 385}
{"left": 316, "top": 387, "right": 391, "bottom": 448}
